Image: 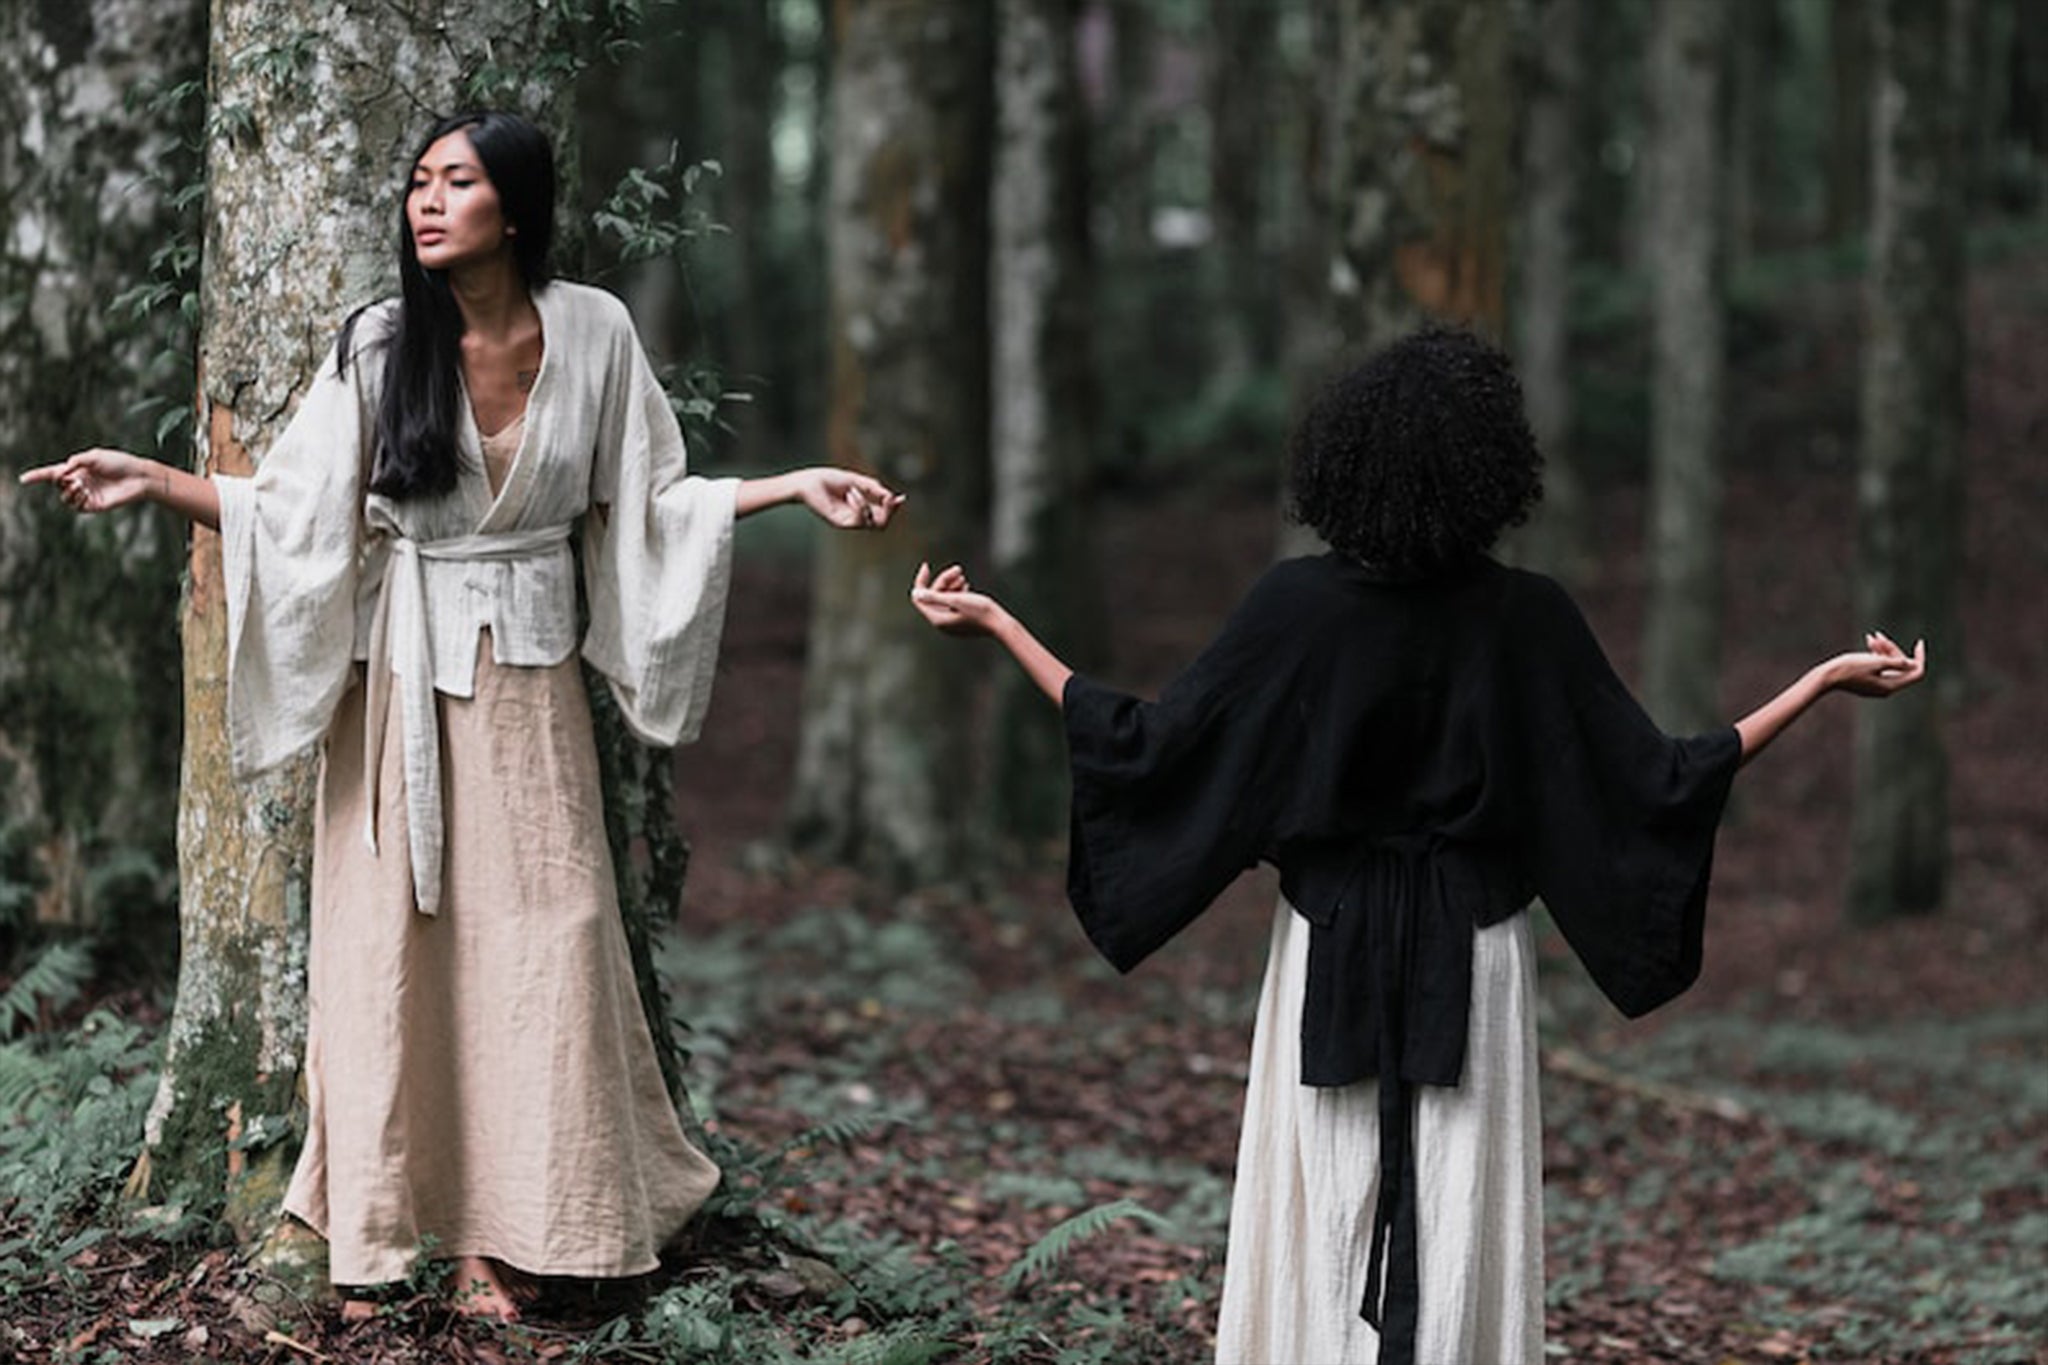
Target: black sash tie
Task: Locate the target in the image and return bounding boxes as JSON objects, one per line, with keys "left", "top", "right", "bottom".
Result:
{"left": 1354, "top": 846, "right": 1423, "bottom": 1365}
{"left": 1299, "top": 838, "right": 1480, "bottom": 1365}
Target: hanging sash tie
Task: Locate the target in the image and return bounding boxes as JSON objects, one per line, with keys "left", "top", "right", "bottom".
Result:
{"left": 361, "top": 524, "right": 573, "bottom": 915}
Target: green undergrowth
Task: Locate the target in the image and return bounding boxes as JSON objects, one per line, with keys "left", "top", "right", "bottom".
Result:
{"left": 1539, "top": 939, "right": 2047, "bottom": 1364}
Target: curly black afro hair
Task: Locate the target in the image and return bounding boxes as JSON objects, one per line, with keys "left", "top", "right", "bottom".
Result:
{"left": 1286, "top": 326, "right": 1543, "bottom": 580}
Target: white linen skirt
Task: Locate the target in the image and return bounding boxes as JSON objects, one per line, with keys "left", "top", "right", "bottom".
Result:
{"left": 1215, "top": 900, "right": 1545, "bottom": 1365}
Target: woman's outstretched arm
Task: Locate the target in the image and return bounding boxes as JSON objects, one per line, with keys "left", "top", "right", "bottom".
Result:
{"left": 19, "top": 448, "right": 221, "bottom": 530}
{"left": 1734, "top": 630, "right": 1927, "bottom": 765}
{"left": 910, "top": 561, "right": 1073, "bottom": 703}
{"left": 735, "top": 467, "right": 904, "bottom": 528}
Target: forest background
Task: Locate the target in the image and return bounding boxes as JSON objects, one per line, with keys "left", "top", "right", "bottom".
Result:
{"left": 1, "top": 0, "right": 2044, "bottom": 1362}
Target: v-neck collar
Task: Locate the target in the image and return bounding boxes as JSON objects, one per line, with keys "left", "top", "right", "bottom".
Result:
{"left": 463, "top": 284, "right": 552, "bottom": 532}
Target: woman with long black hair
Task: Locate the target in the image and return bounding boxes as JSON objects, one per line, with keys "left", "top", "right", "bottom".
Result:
{"left": 910, "top": 327, "right": 1925, "bottom": 1365}
{"left": 24, "top": 110, "right": 901, "bottom": 1320}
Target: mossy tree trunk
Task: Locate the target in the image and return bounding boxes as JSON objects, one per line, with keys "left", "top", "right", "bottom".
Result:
{"left": 1281, "top": 0, "right": 1514, "bottom": 559}
{"left": 0, "top": 0, "right": 204, "bottom": 942}
{"left": 1848, "top": 0, "right": 1971, "bottom": 924}
{"left": 143, "top": 0, "right": 588, "bottom": 1242}
{"left": 1639, "top": 0, "right": 1728, "bottom": 734}
{"left": 788, "top": 0, "right": 992, "bottom": 882}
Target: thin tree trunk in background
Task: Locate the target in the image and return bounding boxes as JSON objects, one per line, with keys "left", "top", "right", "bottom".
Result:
{"left": 987, "top": 0, "right": 1101, "bottom": 841}
{"left": 1281, "top": 0, "right": 1514, "bottom": 559}
{"left": 1098, "top": 0, "right": 1158, "bottom": 257}
{"left": 1206, "top": 0, "right": 1277, "bottom": 386}
{"left": 789, "top": 0, "right": 991, "bottom": 881}
{"left": 1640, "top": 0, "right": 1727, "bottom": 734}
{"left": 1827, "top": 0, "right": 1872, "bottom": 242}
{"left": 0, "top": 0, "right": 202, "bottom": 936}
{"left": 1849, "top": 0, "right": 1970, "bottom": 924}
{"left": 1508, "top": 0, "right": 1588, "bottom": 589}
{"left": 1274, "top": 3, "right": 1329, "bottom": 382}
{"left": 1724, "top": 0, "right": 1776, "bottom": 269}
{"left": 153, "top": 0, "right": 581, "bottom": 1254}
{"left": 716, "top": 0, "right": 777, "bottom": 466}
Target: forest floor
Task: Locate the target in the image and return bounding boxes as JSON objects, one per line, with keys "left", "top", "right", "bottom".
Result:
{"left": 5, "top": 251, "right": 2047, "bottom": 1364}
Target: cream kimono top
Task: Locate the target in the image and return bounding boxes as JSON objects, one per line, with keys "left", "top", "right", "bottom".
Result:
{"left": 216, "top": 281, "right": 739, "bottom": 915}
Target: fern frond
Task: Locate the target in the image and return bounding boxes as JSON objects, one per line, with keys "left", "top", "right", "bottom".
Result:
{"left": 836, "top": 1329, "right": 957, "bottom": 1365}
{"left": 0, "top": 941, "right": 94, "bottom": 1039}
{"left": 780, "top": 1111, "right": 901, "bottom": 1158}
{"left": 998, "top": 1198, "right": 1175, "bottom": 1292}
{"left": 0, "top": 1042, "right": 52, "bottom": 1114}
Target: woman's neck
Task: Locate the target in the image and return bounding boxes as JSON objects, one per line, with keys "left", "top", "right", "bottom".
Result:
{"left": 444, "top": 254, "right": 535, "bottom": 340}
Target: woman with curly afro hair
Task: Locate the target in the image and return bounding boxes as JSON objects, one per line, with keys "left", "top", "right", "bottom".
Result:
{"left": 912, "top": 326, "right": 1924, "bottom": 1365}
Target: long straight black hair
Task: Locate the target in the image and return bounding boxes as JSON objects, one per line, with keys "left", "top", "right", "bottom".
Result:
{"left": 338, "top": 110, "right": 557, "bottom": 500}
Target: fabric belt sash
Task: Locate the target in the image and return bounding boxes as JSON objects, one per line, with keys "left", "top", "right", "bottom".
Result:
{"left": 1357, "top": 859, "right": 1423, "bottom": 1365}
{"left": 362, "top": 524, "right": 573, "bottom": 916}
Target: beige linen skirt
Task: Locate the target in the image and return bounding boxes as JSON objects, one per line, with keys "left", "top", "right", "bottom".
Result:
{"left": 282, "top": 632, "right": 720, "bottom": 1286}
{"left": 1215, "top": 900, "right": 1545, "bottom": 1365}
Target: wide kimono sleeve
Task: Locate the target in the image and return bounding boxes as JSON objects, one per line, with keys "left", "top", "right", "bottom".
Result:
{"left": 580, "top": 304, "right": 740, "bottom": 747}
{"left": 215, "top": 329, "right": 379, "bottom": 778}
{"left": 1062, "top": 563, "right": 1315, "bottom": 972}
{"left": 1512, "top": 574, "right": 1743, "bottom": 1016}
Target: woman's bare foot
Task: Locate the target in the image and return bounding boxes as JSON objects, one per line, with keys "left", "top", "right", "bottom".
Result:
{"left": 448, "top": 1255, "right": 522, "bottom": 1321}
{"left": 339, "top": 1297, "right": 379, "bottom": 1323}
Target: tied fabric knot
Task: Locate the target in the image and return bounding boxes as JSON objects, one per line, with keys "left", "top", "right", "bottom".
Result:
{"left": 362, "top": 524, "right": 573, "bottom": 915}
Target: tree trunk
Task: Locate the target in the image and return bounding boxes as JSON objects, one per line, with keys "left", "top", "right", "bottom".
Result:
{"left": 1826, "top": 0, "right": 1873, "bottom": 242}
{"left": 1282, "top": 0, "right": 1514, "bottom": 559}
{"left": 788, "top": 0, "right": 992, "bottom": 882}
{"left": 713, "top": 0, "right": 777, "bottom": 467}
{"left": 1508, "top": 0, "right": 1588, "bottom": 589}
{"left": 1205, "top": 0, "right": 1278, "bottom": 386}
{"left": 144, "top": 0, "right": 583, "bottom": 1242}
{"left": 1639, "top": 0, "right": 1727, "bottom": 734}
{"left": 986, "top": 0, "right": 1101, "bottom": 840}
{"left": 0, "top": 0, "right": 204, "bottom": 939}
{"left": 1849, "top": 0, "right": 1970, "bottom": 924}
{"left": 1724, "top": 0, "right": 1776, "bottom": 270}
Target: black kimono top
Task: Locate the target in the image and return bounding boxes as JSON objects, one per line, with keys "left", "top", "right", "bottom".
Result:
{"left": 1061, "top": 553, "right": 1741, "bottom": 1363}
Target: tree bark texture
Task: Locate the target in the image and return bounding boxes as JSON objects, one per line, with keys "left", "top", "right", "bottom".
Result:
{"left": 0, "top": 0, "right": 204, "bottom": 935}
{"left": 986, "top": 0, "right": 1101, "bottom": 840}
{"left": 150, "top": 0, "right": 578, "bottom": 1230}
{"left": 1320, "top": 0, "right": 1513, "bottom": 350}
{"left": 1849, "top": 0, "right": 1970, "bottom": 923}
{"left": 790, "top": 0, "right": 991, "bottom": 882}
{"left": 1639, "top": 0, "right": 1727, "bottom": 735}
{"left": 1281, "top": 0, "right": 1513, "bottom": 560}
{"left": 1508, "top": 0, "right": 1587, "bottom": 590}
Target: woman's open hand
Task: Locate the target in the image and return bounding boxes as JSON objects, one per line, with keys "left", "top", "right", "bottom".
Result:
{"left": 1825, "top": 630, "right": 1927, "bottom": 698}
{"left": 910, "top": 561, "right": 1003, "bottom": 637}
{"left": 19, "top": 448, "right": 158, "bottom": 515}
{"left": 799, "top": 467, "right": 904, "bottom": 530}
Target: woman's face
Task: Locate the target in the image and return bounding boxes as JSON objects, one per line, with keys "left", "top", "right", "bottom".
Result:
{"left": 407, "top": 129, "right": 511, "bottom": 272}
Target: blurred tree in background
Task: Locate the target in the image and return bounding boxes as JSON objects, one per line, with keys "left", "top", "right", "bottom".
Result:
{"left": 0, "top": 0, "right": 203, "bottom": 959}
{"left": 785, "top": 0, "right": 994, "bottom": 882}
{"left": 1849, "top": 0, "right": 1974, "bottom": 923}
{"left": 1640, "top": 0, "right": 1729, "bottom": 734}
